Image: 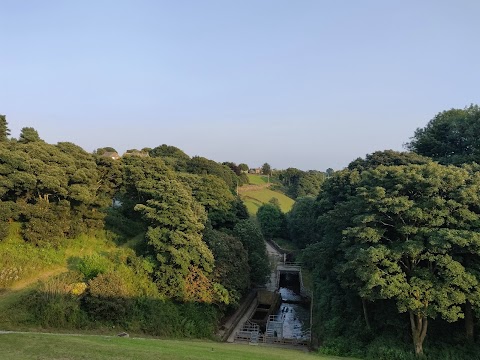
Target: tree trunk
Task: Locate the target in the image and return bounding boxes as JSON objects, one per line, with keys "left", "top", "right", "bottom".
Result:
{"left": 362, "top": 297, "right": 371, "bottom": 330}
{"left": 410, "top": 312, "right": 428, "bottom": 357}
{"left": 465, "top": 301, "right": 474, "bottom": 342}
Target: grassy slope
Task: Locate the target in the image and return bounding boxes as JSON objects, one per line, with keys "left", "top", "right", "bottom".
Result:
{"left": 241, "top": 175, "right": 294, "bottom": 214}
{"left": 241, "top": 188, "right": 294, "bottom": 215}
{"left": 247, "top": 174, "right": 269, "bottom": 185}
{"left": 0, "top": 333, "right": 358, "bottom": 360}
{"left": 0, "top": 227, "right": 123, "bottom": 330}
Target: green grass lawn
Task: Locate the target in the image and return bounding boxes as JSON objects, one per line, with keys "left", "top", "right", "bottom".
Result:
{"left": 0, "top": 333, "right": 358, "bottom": 360}
{"left": 241, "top": 188, "right": 294, "bottom": 215}
{"left": 247, "top": 174, "right": 269, "bottom": 185}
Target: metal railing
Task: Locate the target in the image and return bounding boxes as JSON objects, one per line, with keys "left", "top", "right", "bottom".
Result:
{"left": 234, "top": 320, "right": 260, "bottom": 344}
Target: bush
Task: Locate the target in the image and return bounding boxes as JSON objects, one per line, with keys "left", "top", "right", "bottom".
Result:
{"left": 424, "top": 343, "right": 480, "bottom": 360}
{"left": 318, "top": 337, "right": 365, "bottom": 358}
{"left": 27, "top": 272, "right": 88, "bottom": 328}
{"left": 77, "top": 253, "right": 114, "bottom": 280}
{"left": 136, "top": 299, "right": 219, "bottom": 338}
{"left": 136, "top": 299, "right": 182, "bottom": 336}
{"left": 365, "top": 337, "right": 416, "bottom": 360}
{"left": 84, "top": 272, "right": 133, "bottom": 322}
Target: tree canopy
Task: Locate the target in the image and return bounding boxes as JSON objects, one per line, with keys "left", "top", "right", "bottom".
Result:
{"left": 0, "top": 114, "right": 10, "bottom": 142}
{"left": 348, "top": 150, "right": 432, "bottom": 171}
{"left": 19, "top": 127, "right": 41, "bottom": 143}
{"left": 257, "top": 202, "right": 287, "bottom": 240}
{"left": 233, "top": 219, "right": 270, "bottom": 287}
{"left": 301, "top": 162, "right": 480, "bottom": 356}
{"left": 407, "top": 105, "right": 480, "bottom": 165}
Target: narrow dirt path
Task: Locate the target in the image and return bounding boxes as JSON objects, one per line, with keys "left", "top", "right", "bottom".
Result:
{"left": 9, "top": 266, "right": 66, "bottom": 291}
{"left": 238, "top": 183, "right": 272, "bottom": 193}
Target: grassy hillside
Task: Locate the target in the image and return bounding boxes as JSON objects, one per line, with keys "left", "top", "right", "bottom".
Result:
{"left": 247, "top": 174, "right": 269, "bottom": 185}
{"left": 0, "top": 333, "right": 358, "bottom": 360}
{"left": 240, "top": 188, "right": 294, "bottom": 214}
{"left": 0, "top": 227, "right": 125, "bottom": 331}
{"left": 0, "top": 223, "right": 115, "bottom": 292}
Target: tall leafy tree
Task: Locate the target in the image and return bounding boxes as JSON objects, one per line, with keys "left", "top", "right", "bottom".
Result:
{"left": 287, "top": 196, "right": 318, "bottom": 248}
{"left": 149, "top": 144, "right": 190, "bottom": 160}
{"left": 124, "top": 156, "right": 218, "bottom": 302}
{"left": 257, "top": 202, "right": 287, "bottom": 240}
{"left": 0, "top": 115, "right": 10, "bottom": 142}
{"left": 177, "top": 173, "right": 248, "bottom": 229}
{"left": 18, "top": 127, "right": 41, "bottom": 143}
{"left": 233, "top": 219, "right": 270, "bottom": 287}
{"left": 261, "top": 162, "right": 271, "bottom": 176}
{"left": 186, "top": 156, "right": 242, "bottom": 190}
{"left": 407, "top": 105, "right": 480, "bottom": 165}
{"left": 296, "top": 171, "right": 324, "bottom": 198}
{"left": 238, "top": 163, "right": 249, "bottom": 172}
{"left": 95, "top": 147, "right": 118, "bottom": 155}
{"left": 348, "top": 150, "right": 431, "bottom": 172}
{"left": 203, "top": 228, "right": 250, "bottom": 304}
{"left": 328, "top": 164, "right": 480, "bottom": 356}
{"left": 149, "top": 144, "right": 190, "bottom": 171}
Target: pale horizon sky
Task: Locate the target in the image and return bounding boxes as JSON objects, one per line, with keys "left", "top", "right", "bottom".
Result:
{"left": 1, "top": 1, "right": 479, "bottom": 171}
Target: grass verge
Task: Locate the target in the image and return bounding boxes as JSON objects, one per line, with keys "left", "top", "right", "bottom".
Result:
{"left": 0, "top": 333, "right": 359, "bottom": 360}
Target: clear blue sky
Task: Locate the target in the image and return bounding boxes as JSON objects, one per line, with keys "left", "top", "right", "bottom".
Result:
{"left": 1, "top": 1, "right": 479, "bottom": 170}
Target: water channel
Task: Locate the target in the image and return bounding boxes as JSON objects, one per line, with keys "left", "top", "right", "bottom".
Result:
{"left": 231, "top": 242, "right": 311, "bottom": 344}
{"left": 275, "top": 272, "right": 310, "bottom": 341}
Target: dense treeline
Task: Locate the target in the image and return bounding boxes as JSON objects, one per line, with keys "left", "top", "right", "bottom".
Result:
{"left": 275, "top": 168, "right": 325, "bottom": 199}
{"left": 287, "top": 106, "right": 480, "bottom": 359}
{"left": 0, "top": 115, "right": 269, "bottom": 336}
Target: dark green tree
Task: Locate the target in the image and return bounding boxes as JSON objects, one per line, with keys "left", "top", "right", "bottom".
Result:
{"left": 261, "top": 162, "right": 271, "bottom": 176}
{"left": 233, "top": 219, "right": 270, "bottom": 287}
{"left": 238, "top": 163, "right": 249, "bottom": 172}
{"left": 348, "top": 150, "right": 431, "bottom": 172}
{"left": 187, "top": 156, "right": 243, "bottom": 190}
{"left": 19, "top": 127, "right": 41, "bottom": 143}
{"left": 318, "top": 164, "right": 480, "bottom": 356}
{"left": 124, "top": 156, "right": 221, "bottom": 302}
{"left": 149, "top": 144, "right": 190, "bottom": 160}
{"left": 95, "top": 147, "right": 117, "bottom": 155}
{"left": 287, "top": 196, "right": 317, "bottom": 248}
{"left": 203, "top": 228, "right": 250, "bottom": 304}
{"left": 149, "top": 144, "right": 190, "bottom": 171}
{"left": 178, "top": 173, "right": 245, "bottom": 229}
{"left": 406, "top": 105, "right": 480, "bottom": 165}
{"left": 257, "top": 202, "right": 287, "bottom": 240}
{"left": 0, "top": 115, "right": 10, "bottom": 142}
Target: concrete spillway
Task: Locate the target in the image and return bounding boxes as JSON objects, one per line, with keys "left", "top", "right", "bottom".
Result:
{"left": 231, "top": 241, "right": 311, "bottom": 345}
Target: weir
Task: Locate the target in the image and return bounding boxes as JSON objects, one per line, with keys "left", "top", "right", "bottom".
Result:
{"left": 232, "top": 247, "right": 311, "bottom": 346}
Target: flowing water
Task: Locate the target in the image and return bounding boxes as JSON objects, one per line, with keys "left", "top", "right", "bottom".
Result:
{"left": 275, "top": 272, "right": 310, "bottom": 340}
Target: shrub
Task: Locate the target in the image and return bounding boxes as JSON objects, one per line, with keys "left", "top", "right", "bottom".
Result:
{"left": 26, "top": 272, "right": 88, "bottom": 328}
{"left": 84, "top": 272, "right": 133, "bottom": 322}
{"left": 76, "top": 253, "right": 114, "bottom": 280}
{"left": 365, "top": 337, "right": 416, "bottom": 360}
{"left": 318, "top": 337, "right": 365, "bottom": 358}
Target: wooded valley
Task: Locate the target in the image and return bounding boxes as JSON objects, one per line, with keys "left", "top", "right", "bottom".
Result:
{"left": 2, "top": 106, "right": 480, "bottom": 359}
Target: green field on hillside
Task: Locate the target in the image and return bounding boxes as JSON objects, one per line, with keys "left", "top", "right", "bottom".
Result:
{"left": 241, "top": 188, "right": 294, "bottom": 214}
{"left": 0, "top": 333, "right": 357, "bottom": 360}
{"left": 247, "top": 174, "right": 269, "bottom": 185}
